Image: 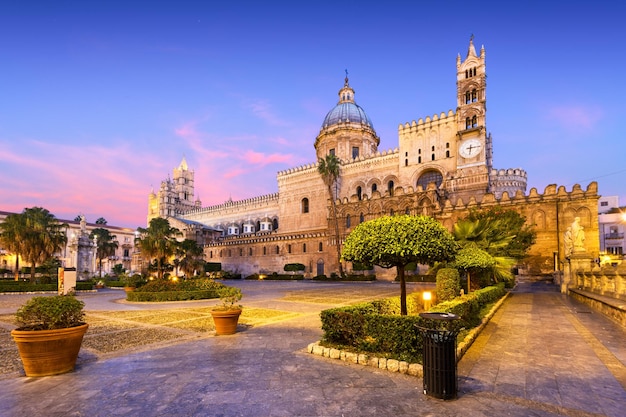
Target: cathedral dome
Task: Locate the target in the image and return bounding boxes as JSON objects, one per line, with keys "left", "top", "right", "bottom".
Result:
{"left": 322, "top": 101, "right": 373, "bottom": 129}
{"left": 321, "top": 74, "right": 374, "bottom": 130}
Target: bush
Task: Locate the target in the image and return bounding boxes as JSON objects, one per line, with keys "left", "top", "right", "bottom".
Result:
{"left": 320, "top": 284, "right": 506, "bottom": 363}
{"left": 284, "top": 263, "right": 305, "bottom": 272}
{"left": 436, "top": 268, "right": 461, "bottom": 302}
{"left": 127, "top": 278, "right": 227, "bottom": 302}
{"left": 15, "top": 295, "right": 85, "bottom": 330}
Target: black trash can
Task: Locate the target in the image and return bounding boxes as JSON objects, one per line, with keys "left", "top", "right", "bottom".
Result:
{"left": 418, "top": 312, "right": 460, "bottom": 400}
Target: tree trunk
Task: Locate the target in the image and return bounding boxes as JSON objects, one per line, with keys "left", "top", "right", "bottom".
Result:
{"left": 14, "top": 257, "right": 19, "bottom": 281}
{"left": 30, "top": 264, "right": 36, "bottom": 283}
{"left": 328, "top": 185, "right": 345, "bottom": 278}
{"left": 399, "top": 264, "right": 407, "bottom": 316}
{"left": 467, "top": 271, "right": 471, "bottom": 294}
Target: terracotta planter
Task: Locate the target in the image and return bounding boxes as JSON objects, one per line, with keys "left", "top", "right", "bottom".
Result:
{"left": 210, "top": 309, "right": 242, "bottom": 335}
{"left": 11, "top": 323, "right": 89, "bottom": 377}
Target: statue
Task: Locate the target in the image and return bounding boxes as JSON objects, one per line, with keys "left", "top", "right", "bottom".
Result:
{"left": 80, "top": 215, "right": 87, "bottom": 234}
{"left": 567, "top": 217, "right": 586, "bottom": 254}
{"left": 564, "top": 227, "right": 573, "bottom": 257}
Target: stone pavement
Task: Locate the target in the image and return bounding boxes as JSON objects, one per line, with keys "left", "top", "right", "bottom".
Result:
{"left": 0, "top": 279, "right": 625, "bottom": 417}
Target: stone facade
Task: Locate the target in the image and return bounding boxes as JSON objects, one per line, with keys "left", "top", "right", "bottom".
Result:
{"left": 147, "top": 38, "right": 599, "bottom": 278}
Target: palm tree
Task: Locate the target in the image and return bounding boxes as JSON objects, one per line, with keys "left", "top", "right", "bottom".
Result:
{"left": 0, "top": 212, "right": 27, "bottom": 280}
{"left": 90, "top": 228, "right": 119, "bottom": 277}
{"left": 135, "top": 218, "right": 181, "bottom": 279}
{"left": 1, "top": 207, "right": 68, "bottom": 282}
{"left": 176, "top": 239, "right": 205, "bottom": 278}
{"left": 318, "top": 153, "right": 345, "bottom": 278}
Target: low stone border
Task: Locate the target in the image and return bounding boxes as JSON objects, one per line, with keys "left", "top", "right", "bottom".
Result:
{"left": 306, "top": 342, "right": 423, "bottom": 377}
{"left": 307, "top": 290, "right": 511, "bottom": 378}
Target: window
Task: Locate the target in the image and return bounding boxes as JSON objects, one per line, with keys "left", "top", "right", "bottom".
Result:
{"left": 239, "top": 248, "right": 243, "bottom": 256}
{"left": 346, "top": 215, "right": 351, "bottom": 228}
{"left": 418, "top": 156, "right": 422, "bottom": 163}
{"left": 357, "top": 186, "right": 362, "bottom": 200}
{"left": 359, "top": 213, "right": 364, "bottom": 223}
{"left": 302, "top": 198, "right": 309, "bottom": 213}
{"left": 319, "top": 242, "right": 323, "bottom": 252}
{"left": 465, "top": 91, "right": 471, "bottom": 104}
{"left": 388, "top": 181, "right": 394, "bottom": 196}
{"left": 417, "top": 170, "right": 443, "bottom": 189}
{"left": 352, "top": 147, "right": 359, "bottom": 159}
{"left": 431, "top": 154, "right": 435, "bottom": 161}
{"left": 248, "top": 248, "right": 253, "bottom": 256}
{"left": 275, "top": 245, "right": 280, "bottom": 254}
{"left": 288, "top": 244, "right": 292, "bottom": 254}
{"left": 405, "top": 207, "right": 410, "bottom": 215}
{"left": 446, "top": 150, "right": 450, "bottom": 158}
{"left": 405, "top": 159, "right": 408, "bottom": 166}
{"left": 471, "top": 89, "right": 477, "bottom": 102}
{"left": 303, "top": 243, "right": 307, "bottom": 253}
{"left": 372, "top": 183, "right": 377, "bottom": 193}
{"left": 123, "top": 249, "right": 129, "bottom": 257}
{"left": 601, "top": 201, "right": 608, "bottom": 206}
{"left": 472, "top": 115, "right": 477, "bottom": 127}
{"left": 465, "top": 117, "right": 471, "bottom": 129}
{"left": 273, "top": 219, "right": 279, "bottom": 230}
{"left": 329, "top": 149, "right": 335, "bottom": 156}
{"left": 263, "top": 247, "right": 267, "bottom": 255}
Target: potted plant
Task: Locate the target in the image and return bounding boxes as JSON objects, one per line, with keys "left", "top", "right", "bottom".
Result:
{"left": 210, "top": 286, "right": 243, "bottom": 335}
{"left": 10, "top": 295, "right": 89, "bottom": 377}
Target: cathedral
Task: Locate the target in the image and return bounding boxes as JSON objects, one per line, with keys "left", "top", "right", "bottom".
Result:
{"left": 147, "top": 38, "right": 599, "bottom": 279}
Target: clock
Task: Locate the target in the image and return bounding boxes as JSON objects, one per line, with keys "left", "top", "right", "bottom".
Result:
{"left": 459, "top": 139, "right": 482, "bottom": 158}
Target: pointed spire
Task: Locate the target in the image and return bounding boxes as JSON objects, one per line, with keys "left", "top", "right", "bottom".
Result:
{"left": 467, "top": 34, "right": 477, "bottom": 58}
{"left": 178, "top": 155, "right": 188, "bottom": 171}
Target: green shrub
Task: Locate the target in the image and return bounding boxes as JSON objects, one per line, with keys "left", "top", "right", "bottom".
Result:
{"left": 15, "top": 295, "right": 85, "bottom": 330}
{"left": 284, "top": 263, "right": 305, "bottom": 272}
{"left": 320, "top": 284, "right": 506, "bottom": 363}
{"left": 436, "top": 268, "right": 461, "bottom": 302}
{"left": 127, "top": 278, "right": 227, "bottom": 302}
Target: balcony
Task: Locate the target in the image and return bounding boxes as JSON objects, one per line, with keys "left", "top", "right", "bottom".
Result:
{"left": 605, "top": 233, "right": 624, "bottom": 240}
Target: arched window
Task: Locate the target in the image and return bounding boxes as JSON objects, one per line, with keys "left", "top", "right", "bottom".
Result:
{"left": 319, "top": 242, "right": 323, "bottom": 252}
{"left": 417, "top": 170, "right": 443, "bottom": 189}
{"left": 465, "top": 91, "right": 471, "bottom": 104}
{"left": 303, "top": 243, "right": 307, "bottom": 253}
{"left": 359, "top": 212, "right": 365, "bottom": 223}
{"left": 446, "top": 150, "right": 450, "bottom": 158}
{"left": 465, "top": 117, "right": 471, "bottom": 129}
{"left": 248, "top": 248, "right": 252, "bottom": 256}
{"left": 372, "top": 183, "right": 377, "bottom": 193}
{"left": 302, "top": 198, "right": 309, "bottom": 213}
{"left": 356, "top": 186, "right": 362, "bottom": 200}
{"left": 287, "top": 244, "right": 292, "bottom": 254}
{"left": 388, "top": 180, "right": 394, "bottom": 196}
{"left": 346, "top": 215, "right": 351, "bottom": 228}
{"left": 405, "top": 207, "right": 410, "bottom": 215}
{"left": 471, "top": 89, "right": 477, "bottom": 102}
{"left": 263, "top": 247, "right": 267, "bottom": 255}
{"left": 472, "top": 115, "right": 477, "bottom": 127}
{"left": 273, "top": 218, "right": 279, "bottom": 230}
{"left": 275, "top": 245, "right": 280, "bottom": 254}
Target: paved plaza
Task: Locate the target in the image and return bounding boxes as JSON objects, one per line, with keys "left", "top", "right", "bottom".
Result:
{"left": 0, "top": 279, "right": 625, "bottom": 417}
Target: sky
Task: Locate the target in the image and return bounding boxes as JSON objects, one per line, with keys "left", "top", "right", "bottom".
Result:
{"left": 1, "top": 1, "right": 625, "bottom": 229}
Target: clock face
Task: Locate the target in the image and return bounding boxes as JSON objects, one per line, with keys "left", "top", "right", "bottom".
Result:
{"left": 459, "top": 139, "right": 482, "bottom": 158}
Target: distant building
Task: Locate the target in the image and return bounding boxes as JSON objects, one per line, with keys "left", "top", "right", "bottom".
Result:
{"left": 0, "top": 211, "right": 137, "bottom": 278}
{"left": 597, "top": 196, "right": 625, "bottom": 265}
{"left": 147, "top": 38, "right": 599, "bottom": 278}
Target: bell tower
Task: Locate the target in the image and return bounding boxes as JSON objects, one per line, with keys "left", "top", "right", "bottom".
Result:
{"left": 453, "top": 36, "right": 492, "bottom": 195}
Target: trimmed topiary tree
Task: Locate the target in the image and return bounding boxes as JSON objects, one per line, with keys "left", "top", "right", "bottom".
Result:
{"left": 342, "top": 215, "right": 458, "bottom": 315}
{"left": 436, "top": 267, "right": 461, "bottom": 302}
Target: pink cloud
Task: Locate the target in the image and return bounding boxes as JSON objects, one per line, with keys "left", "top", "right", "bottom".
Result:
{"left": 242, "top": 150, "right": 293, "bottom": 166}
{"left": 544, "top": 105, "right": 603, "bottom": 131}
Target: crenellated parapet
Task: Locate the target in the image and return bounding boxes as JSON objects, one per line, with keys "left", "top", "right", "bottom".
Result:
{"left": 398, "top": 110, "right": 456, "bottom": 136}
{"left": 183, "top": 192, "right": 280, "bottom": 215}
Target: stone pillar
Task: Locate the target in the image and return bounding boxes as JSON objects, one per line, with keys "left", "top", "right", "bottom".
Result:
{"left": 564, "top": 252, "right": 594, "bottom": 294}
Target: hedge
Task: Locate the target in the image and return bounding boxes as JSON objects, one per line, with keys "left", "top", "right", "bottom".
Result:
{"left": 0, "top": 281, "right": 94, "bottom": 292}
{"left": 320, "top": 283, "right": 506, "bottom": 363}
{"left": 125, "top": 278, "right": 228, "bottom": 302}
{"left": 312, "top": 274, "right": 376, "bottom": 282}
{"left": 245, "top": 273, "right": 304, "bottom": 280}
{"left": 126, "top": 289, "right": 222, "bottom": 302}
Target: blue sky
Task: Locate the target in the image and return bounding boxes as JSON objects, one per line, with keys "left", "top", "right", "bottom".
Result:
{"left": 1, "top": 1, "right": 624, "bottom": 228}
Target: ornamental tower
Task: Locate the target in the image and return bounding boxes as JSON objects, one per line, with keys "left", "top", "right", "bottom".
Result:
{"left": 454, "top": 36, "right": 492, "bottom": 194}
